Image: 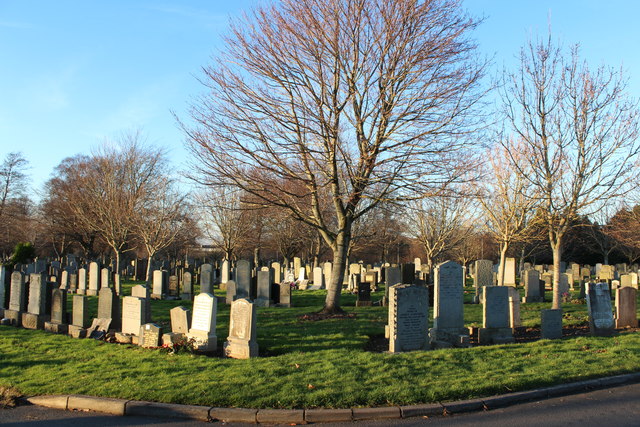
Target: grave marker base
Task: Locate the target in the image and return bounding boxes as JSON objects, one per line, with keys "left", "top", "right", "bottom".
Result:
{"left": 44, "top": 322, "right": 68, "bottom": 334}
{"left": 22, "top": 313, "right": 47, "bottom": 330}
{"left": 68, "top": 325, "right": 87, "bottom": 338}
{"left": 3, "top": 309, "right": 22, "bottom": 326}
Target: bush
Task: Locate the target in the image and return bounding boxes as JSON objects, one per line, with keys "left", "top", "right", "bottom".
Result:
{"left": 10, "top": 242, "right": 35, "bottom": 266}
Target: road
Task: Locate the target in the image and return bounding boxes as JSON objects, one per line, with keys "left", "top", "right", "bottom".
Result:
{"left": 1, "top": 382, "right": 639, "bottom": 426}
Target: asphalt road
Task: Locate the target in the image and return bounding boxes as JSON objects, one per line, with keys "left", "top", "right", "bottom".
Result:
{"left": 1, "top": 382, "right": 639, "bottom": 426}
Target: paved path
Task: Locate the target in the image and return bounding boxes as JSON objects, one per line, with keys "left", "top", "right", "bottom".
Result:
{"left": 1, "top": 382, "right": 639, "bottom": 426}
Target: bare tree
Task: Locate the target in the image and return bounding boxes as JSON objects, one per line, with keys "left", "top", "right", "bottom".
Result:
{"left": 197, "top": 187, "right": 254, "bottom": 262}
{"left": 183, "top": 0, "right": 486, "bottom": 312}
{"left": 501, "top": 35, "right": 640, "bottom": 309}
{"left": 475, "top": 140, "right": 538, "bottom": 286}
{"left": 408, "top": 193, "right": 476, "bottom": 273}
{"left": 583, "top": 205, "right": 619, "bottom": 265}
{"left": 69, "top": 131, "right": 166, "bottom": 273}
{"left": 131, "top": 179, "right": 190, "bottom": 282}
{"left": 608, "top": 204, "right": 640, "bottom": 264}
{"left": 0, "top": 152, "right": 29, "bottom": 220}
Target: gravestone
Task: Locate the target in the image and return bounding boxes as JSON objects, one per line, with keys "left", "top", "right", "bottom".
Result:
{"left": 478, "top": 286, "right": 514, "bottom": 344}
{"left": 598, "top": 265, "right": 614, "bottom": 281}
{"left": 620, "top": 274, "right": 632, "bottom": 288}
{"left": 271, "top": 262, "right": 282, "bottom": 285}
{"left": 170, "top": 306, "right": 191, "bottom": 334}
{"left": 235, "top": 260, "right": 252, "bottom": 299}
{"left": 522, "top": 269, "right": 543, "bottom": 303}
{"left": 187, "top": 293, "right": 218, "bottom": 352}
{"left": 313, "top": 266, "right": 325, "bottom": 289}
{"left": 151, "top": 270, "right": 166, "bottom": 299}
{"left": 504, "top": 257, "right": 516, "bottom": 286}
{"left": 559, "top": 273, "right": 570, "bottom": 295}
{"left": 121, "top": 296, "right": 146, "bottom": 335}
{"left": 224, "top": 298, "right": 258, "bottom": 359}
{"left": 60, "top": 270, "right": 69, "bottom": 290}
{"left": 221, "top": 260, "right": 230, "bottom": 285}
{"left": 139, "top": 323, "right": 162, "bottom": 348}
{"left": 131, "top": 285, "right": 152, "bottom": 322}
{"left": 473, "top": 260, "right": 493, "bottom": 303}
{"left": 69, "top": 272, "right": 78, "bottom": 291}
{"left": 293, "top": 257, "right": 302, "bottom": 278}
{"left": 68, "top": 295, "right": 89, "bottom": 338}
{"left": 168, "top": 275, "right": 179, "bottom": 297}
{"left": 429, "top": 261, "right": 469, "bottom": 348}
{"left": 279, "top": 282, "right": 292, "bottom": 307}
{"left": 23, "top": 273, "right": 48, "bottom": 330}
{"left": 181, "top": 272, "right": 193, "bottom": 300}
{"left": 629, "top": 272, "right": 638, "bottom": 289}
{"left": 87, "top": 262, "right": 99, "bottom": 296}
{"left": 508, "top": 286, "right": 521, "bottom": 329}
{"left": 586, "top": 282, "right": 615, "bottom": 336}
{"left": 580, "top": 267, "right": 591, "bottom": 280}
{"left": 401, "top": 263, "right": 415, "bottom": 285}
{"left": 385, "top": 266, "right": 402, "bottom": 300}
{"left": 78, "top": 268, "right": 87, "bottom": 294}
{"left": 615, "top": 287, "right": 638, "bottom": 328}
{"left": 541, "top": 309, "right": 563, "bottom": 339}
{"left": 44, "top": 288, "right": 68, "bottom": 334}
{"left": 255, "top": 270, "right": 272, "bottom": 307}
{"left": 6, "top": 271, "right": 27, "bottom": 326}
{"left": 226, "top": 280, "right": 237, "bottom": 305}
{"left": 98, "top": 287, "right": 121, "bottom": 330}
{"left": 200, "top": 268, "right": 212, "bottom": 294}
{"left": 101, "top": 268, "right": 110, "bottom": 288}
{"left": 387, "top": 284, "right": 429, "bottom": 353}
{"left": 356, "top": 279, "right": 372, "bottom": 307}
{"left": 323, "top": 262, "right": 332, "bottom": 287}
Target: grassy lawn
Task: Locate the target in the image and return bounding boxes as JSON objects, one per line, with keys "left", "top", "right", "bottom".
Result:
{"left": 0, "top": 280, "right": 639, "bottom": 409}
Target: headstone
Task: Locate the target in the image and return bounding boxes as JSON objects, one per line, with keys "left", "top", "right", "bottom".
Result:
{"left": 181, "top": 271, "right": 193, "bottom": 299}
{"left": 226, "top": 280, "right": 237, "bottom": 305}
{"left": 69, "top": 272, "right": 78, "bottom": 291}
{"left": 200, "top": 267, "right": 213, "bottom": 294}
{"left": 620, "top": 274, "right": 632, "bottom": 288}
{"left": 586, "top": 282, "right": 615, "bottom": 336}
{"left": 615, "top": 287, "right": 637, "bottom": 328}
{"left": 221, "top": 260, "right": 230, "bottom": 284}
{"left": 131, "top": 285, "right": 152, "bottom": 322}
{"left": 87, "top": 262, "right": 99, "bottom": 296}
{"left": 478, "top": 286, "right": 514, "bottom": 344}
{"left": 44, "top": 288, "right": 68, "bottom": 333}
{"left": 473, "top": 260, "right": 493, "bottom": 303}
{"left": 356, "top": 279, "right": 372, "bottom": 307}
{"left": 121, "top": 296, "right": 146, "bottom": 335}
{"left": 9, "top": 271, "right": 27, "bottom": 313}
{"left": 187, "top": 293, "right": 218, "bottom": 352}
{"left": 508, "top": 287, "right": 520, "bottom": 329}
{"left": 313, "top": 266, "right": 325, "bottom": 289}
{"left": 72, "top": 295, "right": 89, "bottom": 328}
{"left": 60, "top": 270, "right": 69, "bottom": 290}
{"left": 101, "top": 268, "right": 111, "bottom": 288}
{"left": 139, "top": 323, "right": 162, "bottom": 348}
{"left": 401, "top": 263, "right": 415, "bottom": 284}
{"left": 293, "top": 257, "right": 302, "bottom": 278}
{"left": 522, "top": 269, "right": 543, "bottom": 303}
{"left": 414, "top": 257, "right": 422, "bottom": 273}
{"left": 152, "top": 269, "right": 166, "bottom": 299}
{"left": 503, "top": 257, "right": 516, "bottom": 286}
{"left": 27, "top": 273, "right": 47, "bottom": 315}
{"left": 235, "top": 260, "right": 251, "bottom": 299}
{"left": 168, "top": 275, "right": 179, "bottom": 297}
{"left": 223, "top": 298, "right": 258, "bottom": 359}
{"left": 580, "top": 267, "right": 591, "bottom": 280}
{"left": 77, "top": 268, "right": 87, "bottom": 294}
{"left": 559, "top": 273, "right": 570, "bottom": 295}
{"left": 279, "top": 282, "right": 292, "bottom": 307}
{"left": 598, "top": 265, "right": 614, "bottom": 281}
{"left": 170, "top": 306, "right": 191, "bottom": 334}
{"left": 429, "top": 261, "right": 469, "bottom": 348}
{"left": 255, "top": 270, "right": 272, "bottom": 307}
{"left": 629, "top": 272, "right": 638, "bottom": 289}
{"left": 387, "top": 284, "right": 429, "bottom": 353}
{"left": 271, "top": 262, "right": 281, "bottom": 285}
{"left": 98, "top": 287, "right": 121, "bottom": 330}
{"left": 541, "top": 309, "right": 563, "bottom": 339}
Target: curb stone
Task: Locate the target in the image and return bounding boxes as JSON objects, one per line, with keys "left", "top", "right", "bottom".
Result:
{"left": 68, "top": 395, "right": 129, "bottom": 415}
{"left": 21, "top": 372, "right": 640, "bottom": 424}
{"left": 126, "top": 400, "right": 210, "bottom": 421}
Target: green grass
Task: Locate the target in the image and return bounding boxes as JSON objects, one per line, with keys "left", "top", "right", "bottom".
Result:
{"left": 1, "top": 281, "right": 639, "bottom": 409}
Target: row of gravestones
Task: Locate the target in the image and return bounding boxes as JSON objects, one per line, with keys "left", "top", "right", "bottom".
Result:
{"left": 0, "top": 270, "right": 259, "bottom": 359}
{"left": 385, "top": 261, "right": 639, "bottom": 353}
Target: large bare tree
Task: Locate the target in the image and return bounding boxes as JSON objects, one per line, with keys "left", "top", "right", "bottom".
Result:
{"left": 183, "top": 0, "right": 486, "bottom": 312}
{"left": 501, "top": 35, "right": 640, "bottom": 309}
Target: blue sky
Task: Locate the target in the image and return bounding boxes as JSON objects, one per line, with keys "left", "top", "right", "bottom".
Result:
{"left": 1, "top": 1, "right": 639, "bottom": 197}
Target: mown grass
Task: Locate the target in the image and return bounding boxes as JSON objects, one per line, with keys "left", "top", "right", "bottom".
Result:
{"left": 1, "top": 280, "right": 639, "bottom": 409}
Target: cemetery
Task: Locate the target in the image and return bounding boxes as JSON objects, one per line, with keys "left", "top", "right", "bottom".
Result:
{"left": 0, "top": 257, "right": 639, "bottom": 410}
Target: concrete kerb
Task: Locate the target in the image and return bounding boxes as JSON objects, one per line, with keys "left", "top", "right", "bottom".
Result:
{"left": 21, "top": 372, "right": 640, "bottom": 424}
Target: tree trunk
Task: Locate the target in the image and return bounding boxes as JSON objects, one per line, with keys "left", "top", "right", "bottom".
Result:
{"left": 145, "top": 254, "right": 153, "bottom": 284}
{"left": 604, "top": 253, "right": 609, "bottom": 265}
{"left": 323, "top": 230, "right": 350, "bottom": 314}
{"left": 551, "top": 240, "right": 563, "bottom": 310}
{"left": 114, "top": 250, "right": 121, "bottom": 281}
{"left": 497, "top": 243, "right": 508, "bottom": 286}
{"left": 253, "top": 247, "right": 260, "bottom": 268}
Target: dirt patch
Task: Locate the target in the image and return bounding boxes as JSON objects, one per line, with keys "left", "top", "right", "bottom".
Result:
{"left": 297, "top": 312, "right": 357, "bottom": 322}
{"left": 0, "top": 386, "right": 22, "bottom": 408}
